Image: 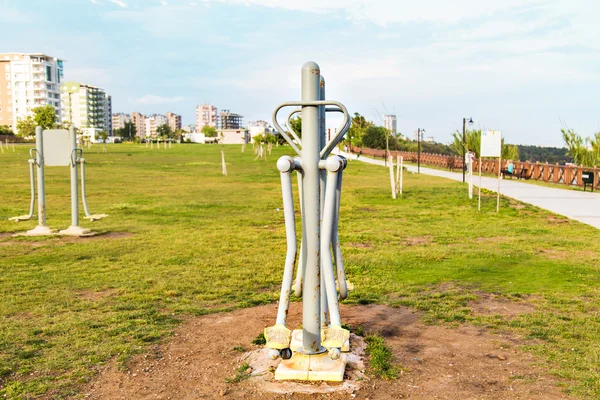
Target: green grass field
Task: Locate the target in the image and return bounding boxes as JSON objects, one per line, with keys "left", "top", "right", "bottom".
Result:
{"left": 1, "top": 143, "right": 600, "bottom": 398}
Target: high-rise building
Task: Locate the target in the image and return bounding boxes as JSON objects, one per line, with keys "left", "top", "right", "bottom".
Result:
{"left": 384, "top": 114, "right": 397, "bottom": 136}
{"left": 146, "top": 114, "right": 168, "bottom": 137}
{"left": 220, "top": 109, "right": 243, "bottom": 130}
{"left": 112, "top": 113, "right": 131, "bottom": 131}
{"left": 131, "top": 111, "right": 146, "bottom": 138}
{"left": 195, "top": 104, "right": 218, "bottom": 130}
{"left": 166, "top": 111, "right": 182, "bottom": 132}
{"left": 105, "top": 94, "right": 112, "bottom": 135}
{"left": 0, "top": 53, "right": 64, "bottom": 133}
{"left": 61, "top": 81, "right": 111, "bottom": 133}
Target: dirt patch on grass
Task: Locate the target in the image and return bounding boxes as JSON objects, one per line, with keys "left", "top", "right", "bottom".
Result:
{"left": 0, "top": 232, "right": 13, "bottom": 240}
{"left": 78, "top": 231, "right": 134, "bottom": 240}
{"left": 475, "top": 236, "right": 513, "bottom": 243}
{"left": 347, "top": 242, "right": 372, "bottom": 248}
{"left": 80, "top": 303, "right": 570, "bottom": 400}
{"left": 546, "top": 216, "right": 569, "bottom": 224}
{"left": 470, "top": 293, "right": 536, "bottom": 317}
{"left": 402, "top": 236, "right": 432, "bottom": 246}
{"left": 76, "top": 289, "right": 119, "bottom": 301}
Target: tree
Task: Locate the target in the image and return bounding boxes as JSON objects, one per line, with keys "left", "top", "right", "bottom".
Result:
{"left": 32, "top": 105, "right": 57, "bottom": 130}
{"left": 115, "top": 121, "right": 137, "bottom": 140}
{"left": 16, "top": 116, "right": 36, "bottom": 137}
{"left": 201, "top": 124, "right": 218, "bottom": 138}
{"left": 156, "top": 124, "right": 173, "bottom": 139}
{"left": 361, "top": 126, "right": 388, "bottom": 149}
{"left": 288, "top": 117, "right": 302, "bottom": 138}
{"left": 562, "top": 128, "right": 599, "bottom": 167}
{"left": 450, "top": 129, "right": 482, "bottom": 158}
{"left": 346, "top": 112, "right": 373, "bottom": 147}
{"left": 97, "top": 130, "right": 108, "bottom": 143}
{"left": 502, "top": 144, "right": 520, "bottom": 161}
{"left": 0, "top": 125, "right": 14, "bottom": 135}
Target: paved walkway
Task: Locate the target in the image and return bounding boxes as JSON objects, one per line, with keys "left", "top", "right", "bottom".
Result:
{"left": 340, "top": 151, "right": 600, "bottom": 229}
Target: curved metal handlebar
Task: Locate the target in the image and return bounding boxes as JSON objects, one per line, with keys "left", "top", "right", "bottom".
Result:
{"left": 30, "top": 148, "right": 41, "bottom": 166}
{"left": 272, "top": 100, "right": 350, "bottom": 157}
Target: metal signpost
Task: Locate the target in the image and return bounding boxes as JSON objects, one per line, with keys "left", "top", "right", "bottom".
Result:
{"left": 266, "top": 61, "right": 351, "bottom": 381}
{"left": 10, "top": 127, "right": 107, "bottom": 236}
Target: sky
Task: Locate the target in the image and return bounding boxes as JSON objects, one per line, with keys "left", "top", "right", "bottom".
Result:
{"left": 1, "top": 0, "right": 599, "bottom": 147}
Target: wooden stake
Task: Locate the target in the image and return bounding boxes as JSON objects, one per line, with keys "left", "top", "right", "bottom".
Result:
{"left": 389, "top": 155, "right": 396, "bottom": 199}
{"left": 221, "top": 150, "right": 228, "bottom": 176}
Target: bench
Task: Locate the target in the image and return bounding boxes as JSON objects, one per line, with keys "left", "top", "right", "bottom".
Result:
{"left": 501, "top": 168, "right": 530, "bottom": 180}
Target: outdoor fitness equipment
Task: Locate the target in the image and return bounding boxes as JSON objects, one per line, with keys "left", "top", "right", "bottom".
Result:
{"left": 10, "top": 126, "right": 107, "bottom": 236}
{"left": 265, "top": 61, "right": 351, "bottom": 381}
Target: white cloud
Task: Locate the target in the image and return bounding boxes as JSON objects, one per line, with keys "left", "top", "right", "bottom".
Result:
{"left": 109, "top": 0, "right": 127, "bottom": 8}
{"left": 160, "top": 0, "right": 168, "bottom": 5}
{"left": 135, "top": 95, "right": 184, "bottom": 104}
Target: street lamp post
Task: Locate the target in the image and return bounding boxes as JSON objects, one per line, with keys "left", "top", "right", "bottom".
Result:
{"left": 462, "top": 117, "right": 473, "bottom": 183}
{"left": 417, "top": 128, "right": 425, "bottom": 173}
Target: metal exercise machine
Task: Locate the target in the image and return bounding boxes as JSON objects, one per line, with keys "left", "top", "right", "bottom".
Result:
{"left": 10, "top": 126, "right": 107, "bottom": 236}
{"left": 265, "top": 61, "right": 351, "bottom": 381}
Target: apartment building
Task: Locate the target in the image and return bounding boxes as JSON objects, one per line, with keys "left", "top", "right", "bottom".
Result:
{"left": 384, "top": 114, "right": 397, "bottom": 136}
{"left": 220, "top": 109, "right": 243, "bottom": 130}
{"left": 195, "top": 104, "right": 218, "bottom": 130}
{"left": 61, "top": 81, "right": 111, "bottom": 134}
{"left": 166, "top": 111, "right": 182, "bottom": 132}
{"left": 112, "top": 112, "right": 131, "bottom": 130}
{"left": 247, "top": 120, "right": 274, "bottom": 141}
{"left": 145, "top": 114, "right": 168, "bottom": 137}
{"left": 0, "top": 53, "right": 64, "bottom": 132}
{"left": 131, "top": 111, "right": 146, "bottom": 138}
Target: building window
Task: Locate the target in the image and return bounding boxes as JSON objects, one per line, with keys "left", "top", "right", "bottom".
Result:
{"left": 46, "top": 65, "right": 52, "bottom": 81}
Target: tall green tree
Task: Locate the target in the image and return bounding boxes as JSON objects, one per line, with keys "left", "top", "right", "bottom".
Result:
{"left": 16, "top": 116, "right": 36, "bottom": 137}
{"left": 562, "top": 129, "right": 599, "bottom": 167}
{"left": 201, "top": 125, "right": 218, "bottom": 138}
{"left": 32, "top": 105, "right": 58, "bottom": 130}
{"left": 450, "top": 129, "right": 482, "bottom": 158}
{"left": 346, "top": 112, "right": 373, "bottom": 147}
{"left": 361, "top": 126, "right": 388, "bottom": 149}
{"left": 156, "top": 124, "right": 173, "bottom": 139}
{"left": 115, "top": 121, "right": 137, "bottom": 140}
{"left": 0, "top": 125, "right": 15, "bottom": 135}
{"left": 288, "top": 116, "right": 302, "bottom": 138}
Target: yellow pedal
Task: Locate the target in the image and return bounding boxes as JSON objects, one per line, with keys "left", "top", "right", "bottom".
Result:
{"left": 264, "top": 324, "right": 291, "bottom": 350}
{"left": 321, "top": 326, "right": 350, "bottom": 349}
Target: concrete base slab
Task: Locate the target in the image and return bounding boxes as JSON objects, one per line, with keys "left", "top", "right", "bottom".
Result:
{"left": 15, "top": 225, "right": 57, "bottom": 237}
{"left": 290, "top": 329, "right": 350, "bottom": 353}
{"left": 87, "top": 214, "right": 108, "bottom": 222}
{"left": 57, "top": 225, "right": 96, "bottom": 237}
{"left": 275, "top": 352, "right": 346, "bottom": 382}
{"left": 8, "top": 215, "right": 33, "bottom": 222}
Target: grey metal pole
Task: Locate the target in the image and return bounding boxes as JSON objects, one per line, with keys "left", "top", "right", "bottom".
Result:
{"left": 275, "top": 156, "right": 297, "bottom": 326}
{"left": 319, "top": 75, "right": 329, "bottom": 329}
{"left": 300, "top": 61, "right": 324, "bottom": 355}
{"left": 462, "top": 118, "right": 466, "bottom": 183}
{"left": 35, "top": 127, "right": 47, "bottom": 227}
{"left": 321, "top": 157, "right": 344, "bottom": 328}
{"left": 69, "top": 126, "right": 79, "bottom": 228}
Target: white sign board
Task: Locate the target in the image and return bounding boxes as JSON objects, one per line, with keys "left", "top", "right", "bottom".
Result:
{"left": 480, "top": 130, "right": 502, "bottom": 158}
{"left": 42, "top": 129, "right": 71, "bottom": 166}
